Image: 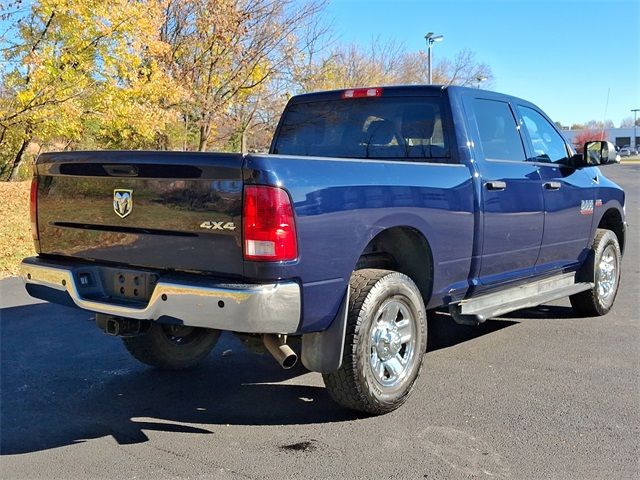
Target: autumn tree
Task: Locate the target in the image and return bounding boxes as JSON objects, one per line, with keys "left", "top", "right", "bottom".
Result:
{"left": 585, "top": 119, "right": 614, "bottom": 130}
{"left": 159, "top": 0, "right": 326, "bottom": 152}
{"left": 573, "top": 129, "right": 608, "bottom": 152}
{"left": 0, "top": 0, "right": 180, "bottom": 180}
{"left": 0, "top": 1, "right": 497, "bottom": 168}
{"left": 397, "top": 48, "right": 493, "bottom": 87}
{"left": 620, "top": 116, "right": 640, "bottom": 128}
{"left": 290, "top": 36, "right": 493, "bottom": 95}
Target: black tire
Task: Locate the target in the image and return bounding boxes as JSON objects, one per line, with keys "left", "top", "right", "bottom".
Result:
{"left": 570, "top": 228, "right": 622, "bottom": 316}
{"left": 123, "top": 324, "right": 220, "bottom": 370}
{"left": 323, "top": 269, "right": 427, "bottom": 415}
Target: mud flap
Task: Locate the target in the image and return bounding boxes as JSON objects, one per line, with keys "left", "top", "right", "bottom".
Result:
{"left": 301, "top": 287, "right": 349, "bottom": 374}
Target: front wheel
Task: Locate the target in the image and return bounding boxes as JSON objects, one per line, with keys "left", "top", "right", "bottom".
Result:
{"left": 123, "top": 324, "right": 220, "bottom": 370}
{"left": 570, "top": 229, "right": 622, "bottom": 316}
{"left": 323, "top": 269, "right": 427, "bottom": 415}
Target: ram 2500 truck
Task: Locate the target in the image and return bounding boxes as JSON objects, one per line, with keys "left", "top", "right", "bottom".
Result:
{"left": 21, "top": 86, "right": 626, "bottom": 414}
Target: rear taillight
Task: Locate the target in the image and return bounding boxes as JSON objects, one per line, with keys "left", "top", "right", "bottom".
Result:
{"left": 243, "top": 185, "right": 298, "bottom": 262}
{"left": 341, "top": 88, "right": 383, "bottom": 99}
{"left": 30, "top": 176, "right": 39, "bottom": 243}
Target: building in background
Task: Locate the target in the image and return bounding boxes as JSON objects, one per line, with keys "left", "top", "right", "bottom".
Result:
{"left": 561, "top": 127, "right": 640, "bottom": 150}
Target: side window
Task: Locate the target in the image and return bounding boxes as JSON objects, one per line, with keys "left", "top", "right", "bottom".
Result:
{"left": 473, "top": 99, "right": 526, "bottom": 161}
{"left": 519, "top": 106, "right": 569, "bottom": 164}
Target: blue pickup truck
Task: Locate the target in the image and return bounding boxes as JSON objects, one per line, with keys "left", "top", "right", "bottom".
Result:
{"left": 21, "top": 85, "right": 626, "bottom": 414}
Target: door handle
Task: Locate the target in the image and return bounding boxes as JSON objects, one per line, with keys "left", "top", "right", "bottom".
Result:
{"left": 485, "top": 181, "right": 506, "bottom": 191}
{"left": 543, "top": 181, "right": 561, "bottom": 191}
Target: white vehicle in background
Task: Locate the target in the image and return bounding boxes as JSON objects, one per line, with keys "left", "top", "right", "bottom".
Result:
{"left": 618, "top": 147, "right": 632, "bottom": 157}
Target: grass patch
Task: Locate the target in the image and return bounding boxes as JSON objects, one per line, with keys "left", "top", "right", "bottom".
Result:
{"left": 0, "top": 181, "right": 35, "bottom": 278}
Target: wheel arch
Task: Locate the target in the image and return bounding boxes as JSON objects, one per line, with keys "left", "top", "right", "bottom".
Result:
{"left": 597, "top": 207, "right": 625, "bottom": 255}
{"left": 354, "top": 226, "right": 434, "bottom": 305}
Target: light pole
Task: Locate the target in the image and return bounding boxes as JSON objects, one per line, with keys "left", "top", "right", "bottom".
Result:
{"left": 424, "top": 32, "right": 444, "bottom": 85}
{"left": 632, "top": 109, "right": 639, "bottom": 151}
{"left": 476, "top": 75, "right": 488, "bottom": 89}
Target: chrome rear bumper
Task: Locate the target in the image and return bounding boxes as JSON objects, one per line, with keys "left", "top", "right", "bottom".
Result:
{"left": 20, "top": 257, "right": 301, "bottom": 334}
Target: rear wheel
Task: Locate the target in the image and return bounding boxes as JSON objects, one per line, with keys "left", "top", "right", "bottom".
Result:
{"left": 323, "top": 269, "right": 427, "bottom": 415}
{"left": 123, "top": 324, "right": 220, "bottom": 370}
{"left": 570, "top": 229, "right": 621, "bottom": 316}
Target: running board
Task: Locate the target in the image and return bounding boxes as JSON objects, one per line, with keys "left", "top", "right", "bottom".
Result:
{"left": 450, "top": 273, "right": 593, "bottom": 325}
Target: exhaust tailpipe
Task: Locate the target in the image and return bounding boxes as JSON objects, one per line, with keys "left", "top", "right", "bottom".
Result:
{"left": 263, "top": 334, "right": 298, "bottom": 369}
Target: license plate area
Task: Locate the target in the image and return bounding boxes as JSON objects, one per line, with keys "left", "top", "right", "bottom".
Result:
{"left": 111, "top": 270, "right": 158, "bottom": 302}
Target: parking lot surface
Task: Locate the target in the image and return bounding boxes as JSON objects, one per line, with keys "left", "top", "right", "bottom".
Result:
{"left": 1, "top": 165, "right": 638, "bottom": 479}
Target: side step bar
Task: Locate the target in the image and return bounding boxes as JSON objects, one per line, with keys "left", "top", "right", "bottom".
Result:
{"left": 450, "top": 273, "right": 593, "bottom": 325}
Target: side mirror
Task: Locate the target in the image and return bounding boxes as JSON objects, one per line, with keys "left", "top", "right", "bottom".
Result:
{"left": 579, "top": 140, "right": 620, "bottom": 167}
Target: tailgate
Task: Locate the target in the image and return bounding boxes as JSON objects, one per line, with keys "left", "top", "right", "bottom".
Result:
{"left": 35, "top": 151, "right": 244, "bottom": 276}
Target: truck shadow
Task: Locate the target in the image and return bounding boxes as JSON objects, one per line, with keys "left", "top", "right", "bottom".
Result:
{"left": 0, "top": 301, "right": 577, "bottom": 455}
{"left": 427, "top": 311, "right": 516, "bottom": 352}
{"left": 426, "top": 304, "right": 578, "bottom": 352}
{"left": 0, "top": 303, "right": 354, "bottom": 455}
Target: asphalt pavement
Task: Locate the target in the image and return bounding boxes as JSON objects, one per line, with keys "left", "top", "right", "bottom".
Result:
{"left": 1, "top": 164, "right": 638, "bottom": 479}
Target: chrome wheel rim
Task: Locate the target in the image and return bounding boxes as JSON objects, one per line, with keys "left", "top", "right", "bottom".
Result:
{"left": 369, "top": 298, "right": 417, "bottom": 389}
{"left": 596, "top": 244, "right": 618, "bottom": 306}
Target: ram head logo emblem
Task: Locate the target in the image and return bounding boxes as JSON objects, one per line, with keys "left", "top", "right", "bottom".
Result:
{"left": 113, "top": 189, "right": 133, "bottom": 218}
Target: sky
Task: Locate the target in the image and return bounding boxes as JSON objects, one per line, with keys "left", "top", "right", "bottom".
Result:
{"left": 323, "top": 0, "right": 640, "bottom": 127}
{"left": 1, "top": 0, "right": 637, "bottom": 127}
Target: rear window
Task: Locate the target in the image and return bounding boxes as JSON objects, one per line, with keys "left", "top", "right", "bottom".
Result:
{"left": 273, "top": 97, "right": 451, "bottom": 161}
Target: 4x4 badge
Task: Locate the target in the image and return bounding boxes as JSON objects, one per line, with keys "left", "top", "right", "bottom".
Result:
{"left": 113, "top": 189, "right": 133, "bottom": 218}
{"left": 200, "top": 221, "right": 236, "bottom": 231}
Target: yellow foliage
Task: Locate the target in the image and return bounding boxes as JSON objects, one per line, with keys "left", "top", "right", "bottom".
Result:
{"left": 2, "top": 0, "right": 182, "bottom": 154}
{"left": 1, "top": 0, "right": 330, "bottom": 157}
